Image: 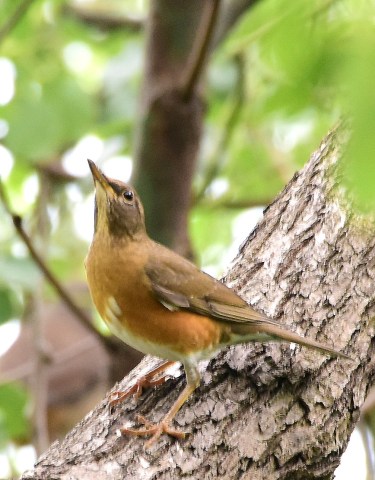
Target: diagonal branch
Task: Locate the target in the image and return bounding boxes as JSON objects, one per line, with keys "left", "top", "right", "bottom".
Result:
{"left": 65, "top": 3, "right": 144, "bottom": 32}
{"left": 0, "top": 0, "right": 35, "bottom": 46}
{"left": 193, "top": 52, "right": 246, "bottom": 205}
{"left": 196, "top": 196, "right": 272, "bottom": 210}
{"left": 0, "top": 178, "right": 106, "bottom": 346}
{"left": 213, "top": 0, "right": 260, "bottom": 48}
{"left": 20, "top": 128, "right": 366, "bottom": 480}
{"left": 180, "top": 0, "right": 221, "bottom": 102}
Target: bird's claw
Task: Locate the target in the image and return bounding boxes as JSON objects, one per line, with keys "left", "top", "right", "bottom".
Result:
{"left": 109, "top": 384, "right": 143, "bottom": 408}
{"left": 108, "top": 362, "right": 175, "bottom": 408}
{"left": 120, "top": 414, "right": 185, "bottom": 449}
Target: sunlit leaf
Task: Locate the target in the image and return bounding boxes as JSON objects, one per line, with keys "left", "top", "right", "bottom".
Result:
{"left": 0, "top": 288, "right": 14, "bottom": 325}
{"left": 0, "top": 383, "right": 30, "bottom": 445}
{"left": 341, "top": 23, "right": 375, "bottom": 210}
{"left": 190, "top": 206, "right": 237, "bottom": 271}
{"left": 0, "top": 256, "right": 41, "bottom": 290}
{"left": 4, "top": 77, "right": 96, "bottom": 160}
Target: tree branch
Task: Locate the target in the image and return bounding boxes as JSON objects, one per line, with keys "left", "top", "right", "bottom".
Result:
{"left": 193, "top": 53, "right": 246, "bottom": 205}
{"left": 213, "top": 0, "right": 260, "bottom": 48}
{"left": 196, "top": 196, "right": 272, "bottom": 210}
{"left": 0, "top": 179, "right": 104, "bottom": 346}
{"left": 0, "top": 0, "right": 35, "bottom": 46}
{"left": 180, "top": 0, "right": 221, "bottom": 102}
{"left": 65, "top": 3, "right": 144, "bottom": 32}
{"left": 21, "top": 128, "right": 372, "bottom": 480}
{"left": 29, "top": 177, "right": 52, "bottom": 455}
{"left": 226, "top": 0, "right": 341, "bottom": 55}
{"left": 132, "top": 1, "right": 207, "bottom": 257}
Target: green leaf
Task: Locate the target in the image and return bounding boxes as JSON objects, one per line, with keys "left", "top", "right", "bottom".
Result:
{"left": 190, "top": 206, "right": 237, "bottom": 270}
{"left": 341, "top": 22, "right": 375, "bottom": 211}
{"left": 0, "top": 383, "right": 30, "bottom": 445}
{"left": 4, "top": 77, "right": 96, "bottom": 160}
{"left": 0, "top": 288, "right": 14, "bottom": 325}
{"left": 0, "top": 256, "right": 41, "bottom": 290}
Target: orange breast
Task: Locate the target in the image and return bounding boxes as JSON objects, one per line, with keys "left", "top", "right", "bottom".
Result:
{"left": 85, "top": 237, "right": 224, "bottom": 361}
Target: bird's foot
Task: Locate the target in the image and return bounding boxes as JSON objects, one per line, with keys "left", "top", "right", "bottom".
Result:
{"left": 109, "top": 361, "right": 176, "bottom": 407}
{"left": 109, "top": 382, "right": 148, "bottom": 407}
{"left": 120, "top": 414, "right": 185, "bottom": 449}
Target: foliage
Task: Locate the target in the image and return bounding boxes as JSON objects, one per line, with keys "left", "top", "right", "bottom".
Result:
{"left": 0, "top": 383, "right": 29, "bottom": 447}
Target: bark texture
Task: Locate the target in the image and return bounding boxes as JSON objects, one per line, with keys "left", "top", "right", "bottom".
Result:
{"left": 21, "top": 129, "right": 375, "bottom": 479}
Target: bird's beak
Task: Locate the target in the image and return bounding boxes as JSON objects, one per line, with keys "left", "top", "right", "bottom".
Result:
{"left": 87, "top": 159, "right": 114, "bottom": 196}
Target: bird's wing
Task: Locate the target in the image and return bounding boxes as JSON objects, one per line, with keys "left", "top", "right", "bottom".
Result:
{"left": 145, "top": 243, "right": 350, "bottom": 359}
{"left": 145, "top": 243, "right": 278, "bottom": 328}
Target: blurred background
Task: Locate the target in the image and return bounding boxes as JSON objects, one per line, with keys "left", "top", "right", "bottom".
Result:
{"left": 0, "top": 0, "right": 374, "bottom": 477}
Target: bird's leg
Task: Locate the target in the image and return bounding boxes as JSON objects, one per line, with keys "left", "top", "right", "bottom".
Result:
{"left": 120, "top": 365, "right": 200, "bottom": 449}
{"left": 109, "top": 360, "right": 176, "bottom": 407}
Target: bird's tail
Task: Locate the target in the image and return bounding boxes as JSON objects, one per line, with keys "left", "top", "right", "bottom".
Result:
{"left": 253, "top": 322, "right": 350, "bottom": 359}
{"left": 206, "top": 300, "right": 350, "bottom": 359}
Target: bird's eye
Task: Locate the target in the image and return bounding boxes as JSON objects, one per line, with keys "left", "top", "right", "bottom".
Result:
{"left": 123, "top": 190, "right": 134, "bottom": 201}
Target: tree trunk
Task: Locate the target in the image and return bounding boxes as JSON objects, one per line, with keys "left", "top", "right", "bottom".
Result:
{"left": 131, "top": 0, "right": 259, "bottom": 258}
{"left": 21, "top": 128, "right": 375, "bottom": 479}
{"left": 132, "top": 0, "right": 206, "bottom": 257}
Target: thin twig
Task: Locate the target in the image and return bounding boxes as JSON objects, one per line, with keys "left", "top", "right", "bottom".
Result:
{"left": 30, "top": 296, "right": 50, "bottom": 454}
{"left": 0, "top": 0, "right": 35, "bottom": 46}
{"left": 180, "top": 0, "right": 221, "bottom": 102}
{"left": 193, "top": 53, "right": 246, "bottom": 205}
{"left": 0, "top": 335, "right": 102, "bottom": 384}
{"left": 213, "top": 0, "right": 260, "bottom": 49}
{"left": 30, "top": 175, "right": 51, "bottom": 455}
{"left": 227, "top": 0, "right": 340, "bottom": 55}
{"left": 0, "top": 178, "right": 106, "bottom": 346}
{"left": 196, "top": 197, "right": 271, "bottom": 210}
{"left": 65, "top": 3, "right": 144, "bottom": 32}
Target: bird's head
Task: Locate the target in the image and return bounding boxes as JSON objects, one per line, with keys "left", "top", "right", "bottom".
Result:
{"left": 88, "top": 159, "right": 146, "bottom": 239}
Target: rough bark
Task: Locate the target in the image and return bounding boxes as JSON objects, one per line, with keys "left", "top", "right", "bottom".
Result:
{"left": 21, "top": 129, "right": 375, "bottom": 479}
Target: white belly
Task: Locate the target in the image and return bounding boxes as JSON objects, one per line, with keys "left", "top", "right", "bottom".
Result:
{"left": 104, "top": 296, "right": 186, "bottom": 362}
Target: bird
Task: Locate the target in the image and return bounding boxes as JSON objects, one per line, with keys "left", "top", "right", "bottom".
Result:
{"left": 85, "top": 159, "right": 349, "bottom": 448}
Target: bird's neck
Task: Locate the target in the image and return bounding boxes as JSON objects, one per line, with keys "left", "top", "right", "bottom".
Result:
{"left": 91, "top": 227, "right": 149, "bottom": 250}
